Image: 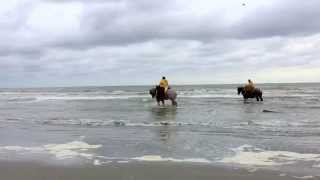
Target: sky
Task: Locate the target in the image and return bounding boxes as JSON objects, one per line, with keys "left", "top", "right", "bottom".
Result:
{"left": 1, "top": 0, "right": 320, "bottom": 87}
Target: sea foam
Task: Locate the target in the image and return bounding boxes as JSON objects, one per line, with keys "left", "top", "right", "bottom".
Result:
{"left": 132, "top": 155, "right": 211, "bottom": 163}
{"left": 220, "top": 145, "right": 320, "bottom": 166}
{"left": 0, "top": 141, "right": 102, "bottom": 160}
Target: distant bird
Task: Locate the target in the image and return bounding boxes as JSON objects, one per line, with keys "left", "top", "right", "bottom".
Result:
{"left": 242, "top": 3, "right": 246, "bottom": 6}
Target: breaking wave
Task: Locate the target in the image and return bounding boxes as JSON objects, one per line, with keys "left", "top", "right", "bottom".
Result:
{"left": 220, "top": 145, "right": 320, "bottom": 166}
{"left": 0, "top": 141, "right": 102, "bottom": 160}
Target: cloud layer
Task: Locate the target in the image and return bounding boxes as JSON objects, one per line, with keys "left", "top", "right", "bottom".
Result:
{"left": 1, "top": 0, "right": 320, "bottom": 87}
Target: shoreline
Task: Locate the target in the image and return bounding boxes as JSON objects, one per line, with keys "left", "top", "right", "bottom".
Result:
{"left": 0, "top": 160, "right": 317, "bottom": 180}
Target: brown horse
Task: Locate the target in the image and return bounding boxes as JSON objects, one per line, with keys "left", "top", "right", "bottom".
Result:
{"left": 237, "top": 86, "right": 263, "bottom": 101}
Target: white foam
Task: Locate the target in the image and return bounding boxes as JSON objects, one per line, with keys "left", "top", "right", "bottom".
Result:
{"left": 279, "top": 173, "right": 287, "bottom": 177}
{"left": 312, "top": 164, "right": 320, "bottom": 168}
{"left": 132, "top": 155, "right": 165, "bottom": 162}
{"left": 93, "top": 159, "right": 102, "bottom": 166}
{"left": 0, "top": 146, "right": 43, "bottom": 152}
{"left": 0, "top": 141, "right": 102, "bottom": 160}
{"left": 132, "top": 155, "right": 211, "bottom": 163}
{"left": 293, "top": 176, "right": 314, "bottom": 179}
{"left": 117, "top": 160, "right": 129, "bottom": 163}
{"left": 110, "top": 90, "right": 126, "bottom": 95}
{"left": 44, "top": 141, "right": 101, "bottom": 159}
{"left": 220, "top": 145, "right": 320, "bottom": 166}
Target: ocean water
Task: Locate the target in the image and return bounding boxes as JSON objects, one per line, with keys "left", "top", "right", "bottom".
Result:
{"left": 0, "top": 83, "right": 320, "bottom": 175}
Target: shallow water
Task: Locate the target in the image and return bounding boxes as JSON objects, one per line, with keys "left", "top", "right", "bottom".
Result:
{"left": 0, "top": 83, "right": 320, "bottom": 175}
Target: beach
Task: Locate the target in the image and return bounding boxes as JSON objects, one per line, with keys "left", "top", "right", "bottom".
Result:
{"left": 0, "top": 83, "right": 320, "bottom": 179}
{"left": 0, "top": 161, "right": 312, "bottom": 180}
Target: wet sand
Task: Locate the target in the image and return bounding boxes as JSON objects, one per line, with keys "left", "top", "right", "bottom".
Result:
{"left": 0, "top": 161, "right": 314, "bottom": 180}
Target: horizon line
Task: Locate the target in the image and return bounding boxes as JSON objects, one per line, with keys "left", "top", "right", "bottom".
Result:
{"left": 0, "top": 81, "right": 319, "bottom": 89}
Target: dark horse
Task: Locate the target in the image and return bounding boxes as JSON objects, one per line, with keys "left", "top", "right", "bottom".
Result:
{"left": 237, "top": 87, "right": 263, "bottom": 101}
{"left": 149, "top": 86, "right": 178, "bottom": 106}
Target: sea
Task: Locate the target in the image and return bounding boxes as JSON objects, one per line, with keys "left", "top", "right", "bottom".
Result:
{"left": 0, "top": 83, "right": 320, "bottom": 176}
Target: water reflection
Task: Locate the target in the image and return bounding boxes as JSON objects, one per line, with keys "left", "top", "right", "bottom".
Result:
{"left": 149, "top": 106, "right": 177, "bottom": 144}
{"left": 159, "top": 125, "right": 171, "bottom": 142}
{"left": 150, "top": 106, "right": 177, "bottom": 121}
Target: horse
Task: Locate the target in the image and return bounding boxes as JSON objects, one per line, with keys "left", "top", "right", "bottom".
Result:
{"left": 149, "top": 86, "right": 178, "bottom": 106}
{"left": 237, "top": 86, "right": 263, "bottom": 101}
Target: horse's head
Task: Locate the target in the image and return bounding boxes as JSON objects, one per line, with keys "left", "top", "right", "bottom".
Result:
{"left": 149, "top": 87, "right": 156, "bottom": 98}
{"left": 237, "top": 87, "right": 244, "bottom": 95}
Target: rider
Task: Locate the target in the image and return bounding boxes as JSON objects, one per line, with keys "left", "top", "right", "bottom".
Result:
{"left": 244, "top": 79, "right": 255, "bottom": 96}
{"left": 159, "top": 76, "right": 169, "bottom": 93}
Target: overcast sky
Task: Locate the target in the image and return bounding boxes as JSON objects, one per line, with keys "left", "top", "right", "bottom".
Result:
{"left": 1, "top": 0, "right": 320, "bottom": 87}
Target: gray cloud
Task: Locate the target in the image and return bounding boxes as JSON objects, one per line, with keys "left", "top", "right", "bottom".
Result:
{"left": 0, "top": 0, "right": 320, "bottom": 87}
{"left": 50, "top": 0, "right": 320, "bottom": 49}
{"left": 234, "top": 0, "right": 320, "bottom": 38}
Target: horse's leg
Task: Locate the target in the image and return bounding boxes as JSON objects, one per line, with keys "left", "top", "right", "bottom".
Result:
{"left": 243, "top": 94, "right": 247, "bottom": 101}
{"left": 243, "top": 98, "right": 247, "bottom": 104}
{"left": 256, "top": 96, "right": 259, "bottom": 101}
{"left": 161, "top": 100, "right": 165, "bottom": 106}
{"left": 171, "top": 99, "right": 177, "bottom": 106}
{"left": 243, "top": 95, "right": 247, "bottom": 103}
{"left": 260, "top": 95, "right": 263, "bottom": 101}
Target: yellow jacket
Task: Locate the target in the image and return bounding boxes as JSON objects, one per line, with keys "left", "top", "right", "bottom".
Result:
{"left": 159, "top": 79, "right": 168, "bottom": 88}
{"left": 245, "top": 81, "right": 255, "bottom": 93}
